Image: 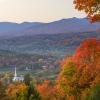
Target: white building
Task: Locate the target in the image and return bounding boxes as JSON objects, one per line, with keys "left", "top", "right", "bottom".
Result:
{"left": 25, "top": 67, "right": 31, "bottom": 71}
{"left": 42, "top": 65, "right": 48, "bottom": 70}
{"left": 13, "top": 67, "right": 24, "bottom": 82}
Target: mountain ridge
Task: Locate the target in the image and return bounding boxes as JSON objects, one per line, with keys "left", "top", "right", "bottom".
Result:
{"left": 0, "top": 17, "right": 100, "bottom": 38}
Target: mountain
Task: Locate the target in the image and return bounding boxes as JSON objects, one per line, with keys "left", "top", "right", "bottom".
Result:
{"left": 0, "top": 17, "right": 100, "bottom": 37}
{"left": 0, "top": 22, "right": 44, "bottom": 37}
{"left": 21, "top": 18, "right": 100, "bottom": 35}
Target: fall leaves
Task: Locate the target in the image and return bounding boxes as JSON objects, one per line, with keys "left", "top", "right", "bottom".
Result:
{"left": 74, "top": 0, "right": 100, "bottom": 22}
{"left": 37, "top": 80, "right": 57, "bottom": 100}
{"left": 57, "top": 38, "right": 100, "bottom": 99}
{"left": 6, "top": 83, "right": 26, "bottom": 100}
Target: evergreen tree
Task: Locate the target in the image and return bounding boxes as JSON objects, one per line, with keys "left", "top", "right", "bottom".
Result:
{"left": 24, "top": 83, "right": 41, "bottom": 100}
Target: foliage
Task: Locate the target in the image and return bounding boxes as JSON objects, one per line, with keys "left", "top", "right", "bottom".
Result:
{"left": 24, "top": 82, "right": 41, "bottom": 100}
{"left": 83, "top": 82, "right": 100, "bottom": 100}
{"left": 73, "top": 38, "right": 100, "bottom": 67}
{"left": 57, "top": 58, "right": 80, "bottom": 99}
{"left": 24, "top": 74, "right": 32, "bottom": 86}
{"left": 6, "top": 83, "right": 26, "bottom": 100}
{"left": 6, "top": 82, "right": 41, "bottom": 100}
{"left": 37, "top": 80, "right": 57, "bottom": 100}
{"left": 74, "top": 0, "right": 100, "bottom": 22}
{"left": 57, "top": 38, "right": 100, "bottom": 100}
{"left": 0, "top": 80, "right": 9, "bottom": 100}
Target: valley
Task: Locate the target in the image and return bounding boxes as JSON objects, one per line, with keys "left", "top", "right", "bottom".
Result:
{"left": 0, "top": 30, "right": 99, "bottom": 79}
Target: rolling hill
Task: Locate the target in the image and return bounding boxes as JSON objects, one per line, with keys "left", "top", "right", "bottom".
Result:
{"left": 0, "top": 31, "right": 99, "bottom": 57}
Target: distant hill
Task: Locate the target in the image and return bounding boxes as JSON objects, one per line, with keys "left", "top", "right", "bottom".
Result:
{"left": 0, "top": 22, "right": 44, "bottom": 37}
{"left": 0, "top": 17, "right": 100, "bottom": 37}
{"left": 22, "top": 18, "right": 100, "bottom": 35}
{"left": 0, "top": 31, "right": 99, "bottom": 57}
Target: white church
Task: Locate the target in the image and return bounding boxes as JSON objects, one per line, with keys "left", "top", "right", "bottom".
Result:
{"left": 13, "top": 67, "right": 24, "bottom": 82}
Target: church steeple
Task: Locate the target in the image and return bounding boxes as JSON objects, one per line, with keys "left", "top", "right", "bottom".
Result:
{"left": 14, "top": 67, "right": 17, "bottom": 77}
{"left": 13, "top": 67, "right": 24, "bottom": 82}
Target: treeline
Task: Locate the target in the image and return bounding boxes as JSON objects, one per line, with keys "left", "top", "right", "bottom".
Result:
{"left": 0, "top": 38, "right": 100, "bottom": 100}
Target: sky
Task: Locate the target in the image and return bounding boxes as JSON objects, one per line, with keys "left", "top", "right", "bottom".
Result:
{"left": 0, "top": 0, "right": 86, "bottom": 23}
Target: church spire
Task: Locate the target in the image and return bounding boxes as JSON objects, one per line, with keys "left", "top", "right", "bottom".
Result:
{"left": 14, "top": 67, "right": 17, "bottom": 77}
{"left": 13, "top": 66, "right": 24, "bottom": 82}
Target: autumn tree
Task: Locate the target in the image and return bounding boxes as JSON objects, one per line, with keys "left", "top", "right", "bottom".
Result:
{"left": 37, "top": 80, "right": 57, "bottom": 100}
{"left": 74, "top": 38, "right": 100, "bottom": 95}
{"left": 6, "top": 83, "right": 26, "bottom": 100}
{"left": 74, "top": 0, "right": 100, "bottom": 22}
{"left": 73, "top": 38, "right": 100, "bottom": 67}
{"left": 56, "top": 57, "right": 80, "bottom": 100}
{"left": 57, "top": 38, "right": 100, "bottom": 100}
{"left": 0, "top": 80, "right": 9, "bottom": 100}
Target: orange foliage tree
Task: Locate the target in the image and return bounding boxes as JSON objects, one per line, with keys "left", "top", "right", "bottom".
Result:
{"left": 57, "top": 38, "right": 100, "bottom": 100}
{"left": 74, "top": 0, "right": 100, "bottom": 22}
{"left": 37, "top": 80, "right": 57, "bottom": 100}
{"left": 6, "top": 83, "right": 26, "bottom": 100}
{"left": 0, "top": 80, "right": 9, "bottom": 100}
{"left": 56, "top": 57, "right": 80, "bottom": 100}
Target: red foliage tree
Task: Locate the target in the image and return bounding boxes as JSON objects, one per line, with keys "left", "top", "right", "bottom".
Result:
{"left": 74, "top": 0, "right": 100, "bottom": 22}
{"left": 73, "top": 38, "right": 100, "bottom": 68}
{"left": 57, "top": 38, "right": 100, "bottom": 99}
{"left": 73, "top": 38, "right": 100, "bottom": 91}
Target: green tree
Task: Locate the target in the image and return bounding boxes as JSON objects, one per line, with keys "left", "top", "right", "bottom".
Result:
{"left": 24, "top": 74, "right": 32, "bottom": 86}
{"left": 24, "top": 83, "right": 41, "bottom": 100}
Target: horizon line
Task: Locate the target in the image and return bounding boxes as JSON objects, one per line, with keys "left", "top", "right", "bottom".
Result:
{"left": 0, "top": 17, "right": 86, "bottom": 24}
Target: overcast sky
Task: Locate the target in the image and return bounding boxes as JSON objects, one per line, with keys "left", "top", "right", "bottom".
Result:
{"left": 0, "top": 0, "right": 86, "bottom": 22}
